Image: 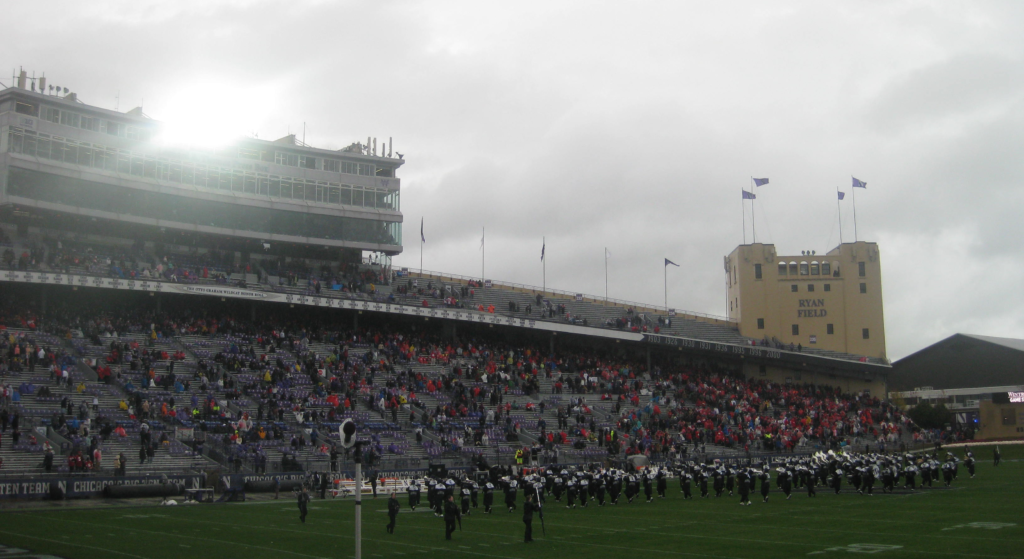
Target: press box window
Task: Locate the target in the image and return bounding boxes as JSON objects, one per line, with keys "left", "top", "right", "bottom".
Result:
{"left": 862, "top": 328, "right": 870, "bottom": 339}
{"left": 792, "top": 325, "right": 799, "bottom": 336}
{"left": 791, "top": 284, "right": 798, "bottom": 292}
{"left": 757, "top": 318, "right": 764, "bottom": 330}
{"left": 860, "top": 283, "right": 867, "bottom": 294}
{"left": 778, "top": 262, "right": 787, "bottom": 276}
{"left": 827, "top": 324, "right": 834, "bottom": 335}
{"left": 858, "top": 261, "right": 866, "bottom": 277}
{"left": 15, "top": 101, "right": 38, "bottom": 116}
{"left": 754, "top": 264, "right": 762, "bottom": 280}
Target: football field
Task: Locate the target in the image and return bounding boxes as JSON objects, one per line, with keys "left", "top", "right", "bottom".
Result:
{"left": 0, "top": 444, "right": 1020, "bottom": 559}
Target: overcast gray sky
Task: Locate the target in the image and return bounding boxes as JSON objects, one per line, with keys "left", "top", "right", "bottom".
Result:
{"left": 8, "top": 0, "right": 1023, "bottom": 360}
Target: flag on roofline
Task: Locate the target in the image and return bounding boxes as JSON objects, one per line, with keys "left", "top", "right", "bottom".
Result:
{"left": 742, "top": 190, "right": 756, "bottom": 200}
{"left": 838, "top": 191, "right": 846, "bottom": 200}
{"left": 753, "top": 178, "right": 769, "bottom": 187}
{"left": 852, "top": 177, "right": 867, "bottom": 189}
{"left": 665, "top": 258, "right": 679, "bottom": 267}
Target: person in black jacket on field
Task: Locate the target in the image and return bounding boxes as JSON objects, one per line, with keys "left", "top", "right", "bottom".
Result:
{"left": 298, "top": 486, "right": 310, "bottom": 523}
{"left": 387, "top": 492, "right": 400, "bottom": 534}
{"left": 443, "top": 495, "right": 461, "bottom": 540}
{"left": 523, "top": 493, "right": 538, "bottom": 543}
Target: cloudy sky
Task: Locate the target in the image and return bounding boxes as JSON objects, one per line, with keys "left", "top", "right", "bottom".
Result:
{"left": 8, "top": 1, "right": 1023, "bottom": 360}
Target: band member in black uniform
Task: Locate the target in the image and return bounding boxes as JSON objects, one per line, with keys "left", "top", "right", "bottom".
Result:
{"left": 965, "top": 450, "right": 976, "bottom": 478}
{"left": 627, "top": 473, "right": 641, "bottom": 503}
{"left": 737, "top": 469, "right": 751, "bottom": 506}
{"left": 552, "top": 473, "right": 564, "bottom": 501}
{"left": 679, "top": 467, "right": 693, "bottom": 499}
{"left": 595, "top": 474, "right": 606, "bottom": 505}
{"left": 643, "top": 471, "right": 654, "bottom": 502}
{"left": 408, "top": 479, "right": 421, "bottom": 510}
{"left": 805, "top": 466, "right": 817, "bottom": 497}
{"left": 725, "top": 467, "right": 735, "bottom": 497}
{"left": 387, "top": 491, "right": 400, "bottom": 534}
{"left": 778, "top": 468, "right": 793, "bottom": 500}
{"left": 505, "top": 478, "right": 518, "bottom": 513}
{"left": 609, "top": 473, "right": 622, "bottom": 504}
{"left": 461, "top": 482, "right": 472, "bottom": 515}
{"left": 483, "top": 480, "right": 495, "bottom": 513}
{"left": 713, "top": 467, "right": 725, "bottom": 498}
{"left": 758, "top": 469, "right": 771, "bottom": 503}
{"left": 831, "top": 466, "right": 844, "bottom": 495}
{"left": 578, "top": 475, "right": 589, "bottom": 507}
{"left": 566, "top": 476, "right": 578, "bottom": 508}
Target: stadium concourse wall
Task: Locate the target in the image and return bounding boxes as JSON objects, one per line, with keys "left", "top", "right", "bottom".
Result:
{"left": 0, "top": 269, "right": 890, "bottom": 378}
{"left": 0, "top": 473, "right": 203, "bottom": 500}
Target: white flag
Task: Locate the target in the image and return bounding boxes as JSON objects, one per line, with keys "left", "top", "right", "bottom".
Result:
{"left": 605, "top": 248, "right": 611, "bottom": 259}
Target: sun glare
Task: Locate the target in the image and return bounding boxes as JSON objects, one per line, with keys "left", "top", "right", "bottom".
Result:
{"left": 152, "top": 81, "right": 277, "bottom": 150}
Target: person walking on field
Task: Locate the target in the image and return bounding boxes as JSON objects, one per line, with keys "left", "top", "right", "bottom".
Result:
{"left": 298, "top": 486, "right": 310, "bottom": 523}
{"left": 387, "top": 492, "right": 400, "bottom": 534}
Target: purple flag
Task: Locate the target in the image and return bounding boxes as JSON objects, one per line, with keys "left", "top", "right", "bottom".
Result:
{"left": 838, "top": 191, "right": 846, "bottom": 200}
{"left": 852, "top": 177, "right": 867, "bottom": 189}
{"left": 753, "top": 178, "right": 769, "bottom": 187}
{"left": 742, "top": 190, "right": 756, "bottom": 200}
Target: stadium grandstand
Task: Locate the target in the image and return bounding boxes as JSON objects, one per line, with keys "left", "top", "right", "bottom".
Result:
{"left": 0, "top": 74, "right": 913, "bottom": 501}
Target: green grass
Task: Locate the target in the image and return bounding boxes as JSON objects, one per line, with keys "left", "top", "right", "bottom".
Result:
{"left": 0, "top": 444, "right": 1021, "bottom": 559}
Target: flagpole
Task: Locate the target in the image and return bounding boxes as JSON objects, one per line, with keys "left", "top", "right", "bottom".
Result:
{"left": 481, "top": 227, "right": 485, "bottom": 282}
{"left": 604, "top": 248, "right": 608, "bottom": 302}
{"left": 664, "top": 262, "right": 668, "bottom": 311}
{"left": 742, "top": 188, "right": 747, "bottom": 245}
{"left": 750, "top": 177, "right": 756, "bottom": 243}
{"left": 542, "top": 236, "right": 546, "bottom": 294}
{"left": 852, "top": 182, "right": 858, "bottom": 242}
{"left": 837, "top": 186, "right": 844, "bottom": 245}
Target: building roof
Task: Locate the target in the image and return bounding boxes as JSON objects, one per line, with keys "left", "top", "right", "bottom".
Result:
{"left": 961, "top": 334, "right": 1024, "bottom": 353}
{"left": 892, "top": 333, "right": 1024, "bottom": 391}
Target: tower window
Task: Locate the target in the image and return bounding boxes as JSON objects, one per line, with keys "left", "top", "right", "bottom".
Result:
{"left": 860, "top": 283, "right": 867, "bottom": 294}
{"left": 862, "top": 328, "right": 870, "bottom": 340}
{"left": 754, "top": 264, "right": 762, "bottom": 280}
{"left": 807, "top": 284, "right": 815, "bottom": 292}
{"left": 757, "top": 318, "right": 764, "bottom": 330}
{"left": 792, "top": 325, "right": 799, "bottom": 336}
{"left": 827, "top": 324, "right": 834, "bottom": 335}
{"left": 791, "top": 285, "right": 798, "bottom": 292}
{"left": 858, "top": 261, "right": 866, "bottom": 277}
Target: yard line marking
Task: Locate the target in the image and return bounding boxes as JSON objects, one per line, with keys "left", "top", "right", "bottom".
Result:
{"left": 0, "top": 529, "right": 149, "bottom": 559}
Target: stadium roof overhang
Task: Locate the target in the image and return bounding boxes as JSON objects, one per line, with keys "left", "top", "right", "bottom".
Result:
{"left": 0, "top": 269, "right": 889, "bottom": 378}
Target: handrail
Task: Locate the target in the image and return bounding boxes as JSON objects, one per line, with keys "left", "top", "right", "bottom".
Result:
{"left": 401, "top": 267, "right": 733, "bottom": 323}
